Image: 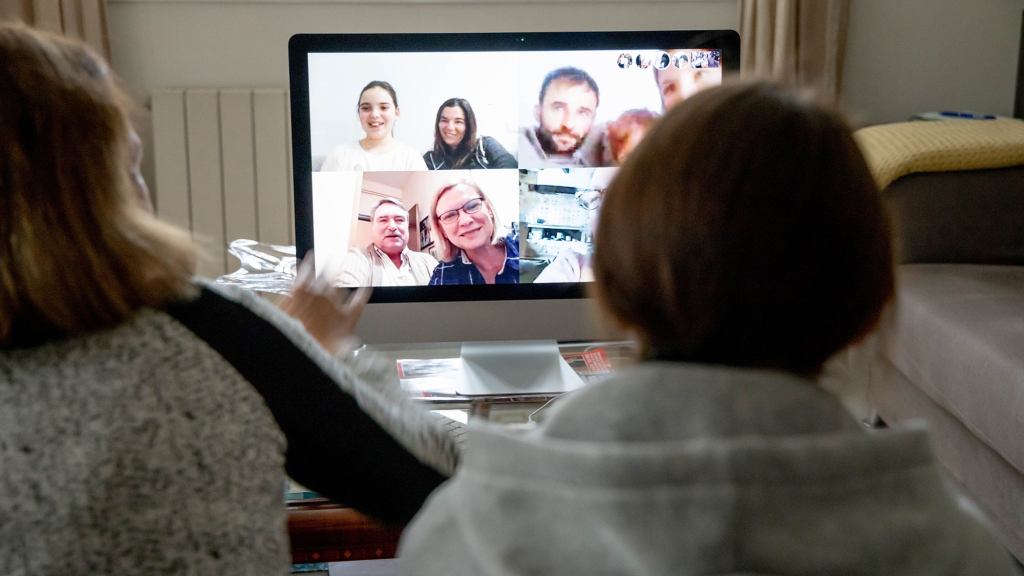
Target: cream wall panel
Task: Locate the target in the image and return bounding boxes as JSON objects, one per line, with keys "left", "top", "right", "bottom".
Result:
{"left": 151, "top": 88, "right": 292, "bottom": 274}
{"left": 254, "top": 90, "right": 293, "bottom": 246}
{"left": 80, "top": 0, "right": 107, "bottom": 48}
{"left": 219, "top": 90, "right": 259, "bottom": 269}
{"left": 108, "top": 2, "right": 739, "bottom": 90}
{"left": 31, "top": 0, "right": 62, "bottom": 33}
{"left": 185, "top": 90, "right": 227, "bottom": 278}
{"left": 151, "top": 90, "right": 191, "bottom": 230}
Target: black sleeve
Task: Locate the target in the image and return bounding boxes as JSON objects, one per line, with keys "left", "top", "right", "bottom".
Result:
{"left": 166, "top": 286, "right": 447, "bottom": 525}
{"left": 482, "top": 136, "right": 518, "bottom": 169}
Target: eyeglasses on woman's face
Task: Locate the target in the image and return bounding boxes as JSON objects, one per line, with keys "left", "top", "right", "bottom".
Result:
{"left": 437, "top": 197, "right": 485, "bottom": 226}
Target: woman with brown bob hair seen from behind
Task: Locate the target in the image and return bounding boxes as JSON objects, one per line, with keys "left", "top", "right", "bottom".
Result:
{"left": 398, "top": 82, "right": 1017, "bottom": 575}
{"left": 594, "top": 81, "right": 892, "bottom": 374}
{"left": 0, "top": 23, "right": 459, "bottom": 575}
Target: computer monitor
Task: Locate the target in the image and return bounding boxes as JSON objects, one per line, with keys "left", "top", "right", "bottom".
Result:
{"left": 288, "top": 31, "right": 739, "bottom": 359}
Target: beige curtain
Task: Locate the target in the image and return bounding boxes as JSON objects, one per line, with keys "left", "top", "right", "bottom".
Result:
{"left": 739, "top": 0, "right": 850, "bottom": 101}
{"left": 1, "top": 0, "right": 109, "bottom": 58}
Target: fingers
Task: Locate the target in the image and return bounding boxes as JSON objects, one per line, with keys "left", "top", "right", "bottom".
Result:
{"left": 279, "top": 251, "right": 318, "bottom": 318}
{"left": 281, "top": 250, "right": 370, "bottom": 353}
{"left": 295, "top": 250, "right": 349, "bottom": 298}
{"left": 318, "top": 252, "right": 346, "bottom": 289}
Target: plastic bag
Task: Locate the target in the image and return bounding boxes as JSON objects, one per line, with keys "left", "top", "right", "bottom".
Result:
{"left": 216, "top": 239, "right": 296, "bottom": 295}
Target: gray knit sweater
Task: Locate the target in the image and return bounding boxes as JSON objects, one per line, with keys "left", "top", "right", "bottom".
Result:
{"left": 0, "top": 281, "right": 459, "bottom": 575}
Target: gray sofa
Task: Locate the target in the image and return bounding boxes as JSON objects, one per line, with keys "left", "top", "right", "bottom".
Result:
{"left": 858, "top": 165, "right": 1024, "bottom": 561}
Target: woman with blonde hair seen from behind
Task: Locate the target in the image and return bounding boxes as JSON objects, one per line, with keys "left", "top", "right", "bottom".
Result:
{"left": 0, "top": 23, "right": 458, "bottom": 575}
{"left": 427, "top": 180, "right": 519, "bottom": 285}
{"left": 398, "top": 81, "right": 1018, "bottom": 574}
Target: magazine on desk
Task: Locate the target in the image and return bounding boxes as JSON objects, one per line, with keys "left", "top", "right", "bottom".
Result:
{"left": 396, "top": 347, "right": 614, "bottom": 401}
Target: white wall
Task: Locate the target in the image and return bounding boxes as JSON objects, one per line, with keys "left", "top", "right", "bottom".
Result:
{"left": 109, "top": 0, "right": 1024, "bottom": 155}
{"left": 108, "top": 0, "right": 739, "bottom": 93}
{"left": 842, "top": 0, "right": 1024, "bottom": 125}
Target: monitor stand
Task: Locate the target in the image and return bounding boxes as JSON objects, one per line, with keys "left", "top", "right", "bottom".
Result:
{"left": 455, "top": 340, "right": 585, "bottom": 397}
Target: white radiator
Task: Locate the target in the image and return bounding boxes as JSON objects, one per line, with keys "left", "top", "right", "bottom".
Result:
{"left": 151, "top": 89, "right": 294, "bottom": 278}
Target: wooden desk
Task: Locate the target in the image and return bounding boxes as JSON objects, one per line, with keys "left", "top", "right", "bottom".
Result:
{"left": 287, "top": 498, "right": 402, "bottom": 564}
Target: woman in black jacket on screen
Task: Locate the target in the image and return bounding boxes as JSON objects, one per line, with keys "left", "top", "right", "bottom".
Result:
{"left": 423, "top": 97, "right": 517, "bottom": 170}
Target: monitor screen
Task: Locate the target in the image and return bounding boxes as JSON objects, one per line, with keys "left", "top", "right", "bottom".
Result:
{"left": 289, "top": 30, "right": 739, "bottom": 343}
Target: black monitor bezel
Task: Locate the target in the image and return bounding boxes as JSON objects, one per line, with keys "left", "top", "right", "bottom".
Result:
{"left": 289, "top": 29, "right": 739, "bottom": 303}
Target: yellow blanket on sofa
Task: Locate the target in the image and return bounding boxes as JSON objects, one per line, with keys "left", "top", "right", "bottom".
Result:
{"left": 853, "top": 118, "right": 1024, "bottom": 189}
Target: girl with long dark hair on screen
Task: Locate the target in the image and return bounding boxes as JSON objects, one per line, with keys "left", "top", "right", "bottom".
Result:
{"left": 423, "top": 98, "right": 516, "bottom": 170}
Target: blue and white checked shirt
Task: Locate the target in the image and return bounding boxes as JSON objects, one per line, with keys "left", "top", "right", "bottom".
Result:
{"left": 428, "top": 230, "right": 520, "bottom": 286}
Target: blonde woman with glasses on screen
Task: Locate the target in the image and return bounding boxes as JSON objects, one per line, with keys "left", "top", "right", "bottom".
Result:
{"left": 0, "top": 23, "right": 458, "bottom": 575}
{"left": 399, "top": 82, "right": 1018, "bottom": 575}
{"left": 427, "top": 180, "right": 519, "bottom": 285}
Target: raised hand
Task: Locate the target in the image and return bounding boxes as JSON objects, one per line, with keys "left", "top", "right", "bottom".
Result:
{"left": 277, "top": 252, "right": 372, "bottom": 355}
